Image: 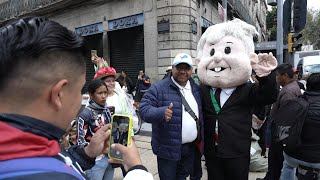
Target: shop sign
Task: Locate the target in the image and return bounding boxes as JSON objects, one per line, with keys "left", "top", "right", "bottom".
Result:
{"left": 75, "top": 22, "right": 103, "bottom": 36}
{"left": 108, "top": 13, "right": 144, "bottom": 31}
{"left": 191, "top": 20, "right": 197, "bottom": 34}
{"left": 201, "top": 17, "right": 213, "bottom": 28}
{"left": 157, "top": 18, "right": 169, "bottom": 34}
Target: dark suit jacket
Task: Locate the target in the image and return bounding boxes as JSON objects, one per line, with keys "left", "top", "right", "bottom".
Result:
{"left": 201, "top": 71, "right": 278, "bottom": 158}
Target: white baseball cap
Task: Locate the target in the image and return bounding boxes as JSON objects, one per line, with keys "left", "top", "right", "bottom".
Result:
{"left": 172, "top": 53, "right": 193, "bottom": 67}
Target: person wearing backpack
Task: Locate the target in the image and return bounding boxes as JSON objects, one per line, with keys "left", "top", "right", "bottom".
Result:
{"left": 276, "top": 73, "right": 320, "bottom": 180}
{"left": 258, "top": 63, "right": 302, "bottom": 180}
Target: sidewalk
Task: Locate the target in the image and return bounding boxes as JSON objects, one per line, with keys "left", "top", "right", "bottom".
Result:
{"left": 113, "top": 135, "right": 266, "bottom": 180}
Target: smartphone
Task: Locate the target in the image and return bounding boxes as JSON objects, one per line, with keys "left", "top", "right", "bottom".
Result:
{"left": 91, "top": 49, "right": 97, "bottom": 60}
{"left": 108, "top": 114, "right": 132, "bottom": 161}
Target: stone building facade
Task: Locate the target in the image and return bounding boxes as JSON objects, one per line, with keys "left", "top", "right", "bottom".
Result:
{"left": 0, "top": 0, "right": 267, "bottom": 89}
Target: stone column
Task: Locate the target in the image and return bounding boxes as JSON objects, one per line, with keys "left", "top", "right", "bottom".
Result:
{"left": 156, "top": 0, "right": 198, "bottom": 79}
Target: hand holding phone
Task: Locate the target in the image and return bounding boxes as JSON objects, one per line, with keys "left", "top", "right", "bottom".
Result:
{"left": 108, "top": 114, "right": 132, "bottom": 161}
{"left": 108, "top": 140, "right": 142, "bottom": 171}
{"left": 84, "top": 124, "right": 111, "bottom": 158}
{"left": 91, "top": 50, "right": 97, "bottom": 61}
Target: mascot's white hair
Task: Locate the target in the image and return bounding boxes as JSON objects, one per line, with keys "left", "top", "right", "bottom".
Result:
{"left": 196, "top": 18, "right": 258, "bottom": 58}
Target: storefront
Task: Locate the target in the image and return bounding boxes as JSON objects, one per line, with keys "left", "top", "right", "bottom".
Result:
{"left": 108, "top": 13, "right": 144, "bottom": 84}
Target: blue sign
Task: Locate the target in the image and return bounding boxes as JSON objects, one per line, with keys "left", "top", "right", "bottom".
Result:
{"left": 108, "top": 13, "right": 144, "bottom": 31}
{"left": 201, "top": 17, "right": 213, "bottom": 28}
{"left": 75, "top": 22, "right": 103, "bottom": 37}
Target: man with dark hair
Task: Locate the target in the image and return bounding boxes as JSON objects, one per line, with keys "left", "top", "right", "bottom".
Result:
{"left": 134, "top": 70, "right": 151, "bottom": 102}
{"left": 258, "top": 63, "right": 302, "bottom": 180}
{"left": 306, "top": 73, "right": 320, "bottom": 91}
{"left": 293, "top": 69, "right": 306, "bottom": 91}
{"left": 117, "top": 70, "right": 134, "bottom": 94}
{"left": 276, "top": 72, "right": 320, "bottom": 179}
{"left": 0, "top": 17, "right": 152, "bottom": 180}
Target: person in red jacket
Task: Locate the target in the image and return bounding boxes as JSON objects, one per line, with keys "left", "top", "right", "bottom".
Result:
{"left": 0, "top": 16, "right": 152, "bottom": 180}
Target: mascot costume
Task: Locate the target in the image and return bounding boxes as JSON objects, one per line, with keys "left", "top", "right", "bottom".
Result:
{"left": 195, "top": 19, "right": 278, "bottom": 180}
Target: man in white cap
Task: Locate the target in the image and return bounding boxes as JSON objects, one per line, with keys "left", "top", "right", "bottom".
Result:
{"left": 140, "top": 53, "right": 203, "bottom": 180}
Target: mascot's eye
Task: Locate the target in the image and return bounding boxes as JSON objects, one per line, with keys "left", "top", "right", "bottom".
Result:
{"left": 210, "top": 48, "right": 215, "bottom": 56}
{"left": 224, "top": 47, "right": 231, "bottom": 54}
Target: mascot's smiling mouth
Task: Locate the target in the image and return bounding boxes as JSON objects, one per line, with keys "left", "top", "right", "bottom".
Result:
{"left": 210, "top": 67, "right": 226, "bottom": 72}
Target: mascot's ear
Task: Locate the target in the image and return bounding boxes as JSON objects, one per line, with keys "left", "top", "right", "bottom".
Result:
{"left": 195, "top": 57, "right": 200, "bottom": 65}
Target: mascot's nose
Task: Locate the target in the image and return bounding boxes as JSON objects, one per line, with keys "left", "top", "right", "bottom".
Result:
{"left": 213, "top": 51, "right": 223, "bottom": 63}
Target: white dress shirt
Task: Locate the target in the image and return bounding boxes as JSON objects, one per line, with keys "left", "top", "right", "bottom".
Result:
{"left": 212, "top": 87, "right": 236, "bottom": 108}
{"left": 212, "top": 87, "right": 236, "bottom": 144}
{"left": 171, "top": 77, "right": 199, "bottom": 144}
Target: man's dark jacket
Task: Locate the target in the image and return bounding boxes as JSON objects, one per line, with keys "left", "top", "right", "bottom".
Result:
{"left": 139, "top": 76, "right": 203, "bottom": 161}
{"left": 200, "top": 72, "right": 278, "bottom": 158}
{"left": 277, "top": 91, "right": 320, "bottom": 163}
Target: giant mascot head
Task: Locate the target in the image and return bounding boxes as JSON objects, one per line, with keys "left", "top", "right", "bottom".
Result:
{"left": 196, "top": 19, "right": 258, "bottom": 88}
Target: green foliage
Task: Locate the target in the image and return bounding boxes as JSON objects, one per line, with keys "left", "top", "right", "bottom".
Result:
{"left": 266, "top": 7, "right": 277, "bottom": 41}
{"left": 300, "top": 9, "right": 320, "bottom": 50}
{"left": 266, "top": 7, "right": 320, "bottom": 50}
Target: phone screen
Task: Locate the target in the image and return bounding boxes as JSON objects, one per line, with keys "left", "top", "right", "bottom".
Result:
{"left": 109, "top": 115, "right": 131, "bottom": 160}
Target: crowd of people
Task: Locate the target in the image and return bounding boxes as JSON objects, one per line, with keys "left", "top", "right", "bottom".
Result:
{"left": 0, "top": 16, "right": 319, "bottom": 180}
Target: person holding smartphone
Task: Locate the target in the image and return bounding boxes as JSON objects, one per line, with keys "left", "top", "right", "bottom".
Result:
{"left": 134, "top": 70, "right": 151, "bottom": 103}
{"left": 93, "top": 64, "right": 136, "bottom": 176}
{"left": 77, "top": 79, "right": 114, "bottom": 180}
{"left": 0, "top": 16, "right": 152, "bottom": 180}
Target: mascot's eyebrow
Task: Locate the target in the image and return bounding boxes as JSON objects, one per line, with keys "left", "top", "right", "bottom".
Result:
{"left": 226, "top": 42, "right": 233, "bottom": 44}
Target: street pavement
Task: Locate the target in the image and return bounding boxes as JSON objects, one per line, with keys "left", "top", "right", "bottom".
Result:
{"left": 113, "top": 123, "right": 266, "bottom": 180}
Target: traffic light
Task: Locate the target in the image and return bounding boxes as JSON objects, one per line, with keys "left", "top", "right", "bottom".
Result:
{"left": 283, "top": 0, "right": 307, "bottom": 34}
{"left": 288, "top": 33, "right": 302, "bottom": 53}
{"left": 293, "top": 0, "right": 307, "bottom": 33}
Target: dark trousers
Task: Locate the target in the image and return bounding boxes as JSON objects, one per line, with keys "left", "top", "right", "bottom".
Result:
{"left": 157, "top": 143, "right": 195, "bottom": 180}
{"left": 256, "top": 120, "right": 268, "bottom": 156}
{"left": 264, "top": 140, "right": 284, "bottom": 180}
{"left": 205, "top": 154, "right": 250, "bottom": 180}
{"left": 134, "top": 91, "right": 145, "bottom": 102}
{"left": 190, "top": 147, "right": 202, "bottom": 180}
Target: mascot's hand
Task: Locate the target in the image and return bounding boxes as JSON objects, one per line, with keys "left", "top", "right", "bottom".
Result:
{"left": 250, "top": 52, "right": 278, "bottom": 77}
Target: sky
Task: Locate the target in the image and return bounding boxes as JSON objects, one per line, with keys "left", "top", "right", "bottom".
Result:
{"left": 307, "top": 0, "right": 320, "bottom": 10}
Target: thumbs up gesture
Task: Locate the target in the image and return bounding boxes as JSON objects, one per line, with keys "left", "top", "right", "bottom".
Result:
{"left": 165, "top": 103, "right": 173, "bottom": 122}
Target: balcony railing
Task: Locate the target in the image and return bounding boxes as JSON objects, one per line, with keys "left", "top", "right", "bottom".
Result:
{"left": 0, "top": 0, "right": 87, "bottom": 22}
{"left": 235, "top": 1, "right": 254, "bottom": 25}
{"left": 228, "top": 0, "right": 254, "bottom": 25}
